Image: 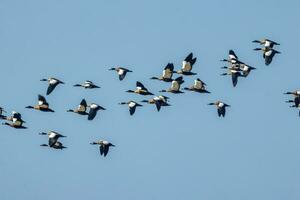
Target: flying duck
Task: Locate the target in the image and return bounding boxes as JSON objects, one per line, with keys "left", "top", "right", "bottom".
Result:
{"left": 90, "top": 140, "right": 115, "bottom": 157}
{"left": 222, "top": 63, "right": 256, "bottom": 78}
{"left": 159, "top": 76, "right": 184, "bottom": 93}
{"left": 221, "top": 69, "right": 244, "bottom": 87}
{"left": 141, "top": 95, "right": 170, "bottom": 111}
{"left": 150, "top": 63, "right": 175, "bottom": 82}
{"left": 26, "top": 95, "right": 54, "bottom": 112}
{"left": 73, "top": 80, "right": 100, "bottom": 89}
{"left": 208, "top": 101, "right": 230, "bottom": 117}
{"left": 87, "top": 103, "right": 106, "bottom": 120}
{"left": 126, "top": 81, "right": 154, "bottom": 95}
{"left": 284, "top": 90, "right": 300, "bottom": 107}
{"left": 40, "top": 77, "right": 64, "bottom": 95}
{"left": 39, "top": 131, "right": 66, "bottom": 149}
{"left": 0, "top": 107, "right": 6, "bottom": 119}
{"left": 184, "top": 78, "right": 210, "bottom": 93}
{"left": 2, "top": 111, "right": 27, "bottom": 129}
{"left": 252, "top": 39, "right": 280, "bottom": 48}
{"left": 109, "top": 67, "right": 132, "bottom": 81}
{"left": 176, "top": 53, "right": 197, "bottom": 75}
{"left": 67, "top": 99, "right": 88, "bottom": 115}
{"left": 119, "top": 101, "right": 143, "bottom": 115}
{"left": 253, "top": 47, "right": 281, "bottom": 65}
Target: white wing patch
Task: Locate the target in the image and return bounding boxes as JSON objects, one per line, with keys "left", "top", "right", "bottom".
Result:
{"left": 118, "top": 69, "right": 125, "bottom": 75}
{"left": 265, "top": 50, "right": 272, "bottom": 56}
{"left": 128, "top": 102, "right": 136, "bottom": 108}
{"left": 49, "top": 79, "right": 58, "bottom": 85}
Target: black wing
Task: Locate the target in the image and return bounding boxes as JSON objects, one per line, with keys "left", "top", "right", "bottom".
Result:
{"left": 38, "top": 95, "right": 47, "bottom": 104}
{"left": 103, "top": 145, "right": 109, "bottom": 157}
{"left": 88, "top": 108, "right": 98, "bottom": 120}
{"left": 99, "top": 145, "right": 104, "bottom": 155}
{"left": 184, "top": 53, "right": 193, "bottom": 62}
{"left": 46, "top": 84, "right": 58, "bottom": 95}
{"left": 265, "top": 55, "right": 273, "bottom": 66}
{"left": 174, "top": 76, "right": 184, "bottom": 84}
{"left": 155, "top": 101, "right": 162, "bottom": 112}
{"left": 136, "top": 81, "right": 146, "bottom": 90}
{"left": 190, "top": 57, "right": 197, "bottom": 66}
{"left": 80, "top": 99, "right": 87, "bottom": 107}
{"left": 231, "top": 73, "right": 239, "bottom": 87}
{"left": 218, "top": 107, "right": 225, "bottom": 117}
{"left": 48, "top": 138, "right": 57, "bottom": 147}
{"left": 119, "top": 71, "right": 127, "bottom": 81}
{"left": 12, "top": 112, "right": 22, "bottom": 120}
{"left": 295, "top": 96, "right": 300, "bottom": 107}
{"left": 229, "top": 50, "right": 238, "bottom": 60}
{"left": 165, "top": 63, "right": 174, "bottom": 71}
{"left": 129, "top": 106, "right": 136, "bottom": 115}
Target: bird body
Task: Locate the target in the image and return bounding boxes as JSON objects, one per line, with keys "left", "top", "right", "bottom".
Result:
{"left": 127, "top": 81, "right": 154, "bottom": 95}
{"left": 109, "top": 67, "right": 132, "bottom": 80}
{"left": 2, "top": 111, "right": 27, "bottom": 129}
{"left": 151, "top": 63, "right": 175, "bottom": 82}
{"left": 39, "top": 131, "right": 66, "bottom": 149}
{"left": 253, "top": 47, "right": 280, "bottom": 65}
{"left": 87, "top": 103, "right": 106, "bottom": 120}
{"left": 40, "top": 77, "right": 64, "bottom": 95}
{"left": 73, "top": 80, "right": 100, "bottom": 89}
{"left": 67, "top": 99, "right": 88, "bottom": 115}
{"left": 119, "top": 101, "right": 142, "bottom": 115}
{"left": 160, "top": 76, "right": 184, "bottom": 93}
{"left": 26, "top": 95, "right": 54, "bottom": 112}
{"left": 184, "top": 78, "right": 210, "bottom": 93}
{"left": 176, "top": 53, "right": 197, "bottom": 75}
{"left": 90, "top": 140, "right": 115, "bottom": 157}
{"left": 252, "top": 39, "right": 280, "bottom": 48}
{"left": 208, "top": 101, "right": 230, "bottom": 117}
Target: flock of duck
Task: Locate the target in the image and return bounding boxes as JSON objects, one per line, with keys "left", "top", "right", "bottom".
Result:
{"left": 0, "top": 38, "right": 292, "bottom": 157}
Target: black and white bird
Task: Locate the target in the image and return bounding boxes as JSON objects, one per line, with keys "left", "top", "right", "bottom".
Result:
{"left": 184, "top": 78, "right": 210, "bottom": 93}
{"left": 40, "top": 77, "right": 64, "bottom": 95}
{"left": 119, "top": 101, "right": 143, "bottom": 115}
{"left": 109, "top": 67, "right": 132, "bottom": 81}
{"left": 141, "top": 95, "right": 170, "bottom": 111}
{"left": 2, "top": 111, "right": 27, "bottom": 129}
{"left": 253, "top": 47, "right": 280, "bottom": 65}
{"left": 90, "top": 140, "right": 115, "bottom": 157}
{"left": 176, "top": 53, "right": 197, "bottom": 75}
{"left": 73, "top": 80, "right": 100, "bottom": 89}
{"left": 221, "top": 50, "right": 241, "bottom": 64}
{"left": 159, "top": 76, "right": 184, "bottom": 93}
{"left": 252, "top": 39, "right": 280, "bottom": 48}
{"left": 150, "top": 63, "right": 175, "bottom": 82}
{"left": 26, "top": 95, "right": 54, "bottom": 112}
{"left": 87, "top": 103, "right": 106, "bottom": 120}
{"left": 67, "top": 99, "right": 88, "bottom": 115}
{"left": 208, "top": 101, "right": 230, "bottom": 117}
{"left": 39, "top": 131, "right": 66, "bottom": 150}
{"left": 126, "top": 81, "right": 154, "bottom": 95}
{"left": 285, "top": 90, "right": 300, "bottom": 108}
{"left": 221, "top": 69, "right": 244, "bottom": 87}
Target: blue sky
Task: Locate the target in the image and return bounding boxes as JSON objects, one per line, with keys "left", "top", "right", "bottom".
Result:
{"left": 1, "top": 0, "right": 300, "bottom": 199}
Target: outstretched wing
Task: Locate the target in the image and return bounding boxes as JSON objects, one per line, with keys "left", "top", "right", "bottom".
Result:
{"left": 88, "top": 108, "right": 98, "bottom": 120}
{"left": 46, "top": 84, "right": 58, "bottom": 95}
{"left": 78, "top": 99, "right": 87, "bottom": 112}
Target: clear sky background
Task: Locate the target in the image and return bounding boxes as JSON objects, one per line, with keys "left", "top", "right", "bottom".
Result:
{"left": 1, "top": 0, "right": 300, "bottom": 199}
